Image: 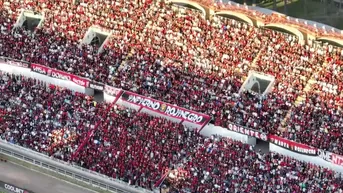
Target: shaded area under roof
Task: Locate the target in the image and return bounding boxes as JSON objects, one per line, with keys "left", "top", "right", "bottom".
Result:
{"left": 218, "top": 0, "right": 342, "bottom": 32}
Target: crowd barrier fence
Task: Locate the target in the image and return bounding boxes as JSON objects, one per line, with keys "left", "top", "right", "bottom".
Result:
{"left": 0, "top": 140, "right": 153, "bottom": 193}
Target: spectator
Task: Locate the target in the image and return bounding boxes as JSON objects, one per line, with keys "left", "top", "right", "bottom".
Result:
{"left": 1, "top": 72, "right": 343, "bottom": 192}
{"left": 1, "top": 0, "right": 343, "bottom": 179}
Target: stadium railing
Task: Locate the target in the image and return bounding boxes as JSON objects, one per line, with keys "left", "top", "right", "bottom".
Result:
{"left": 0, "top": 139, "right": 153, "bottom": 193}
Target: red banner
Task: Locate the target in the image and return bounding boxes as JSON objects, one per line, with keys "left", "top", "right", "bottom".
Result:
{"left": 104, "top": 85, "right": 121, "bottom": 97}
{"left": 121, "top": 91, "right": 211, "bottom": 126}
{"left": 7, "top": 60, "right": 30, "bottom": 68}
{"left": 332, "top": 153, "right": 343, "bottom": 166}
{"left": 31, "top": 63, "right": 89, "bottom": 87}
{"left": 31, "top": 63, "right": 50, "bottom": 75}
{"left": 269, "top": 135, "right": 317, "bottom": 156}
{"left": 1, "top": 57, "right": 30, "bottom": 68}
{"left": 318, "top": 149, "right": 343, "bottom": 166}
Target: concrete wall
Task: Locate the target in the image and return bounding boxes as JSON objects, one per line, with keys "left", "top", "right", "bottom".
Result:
{"left": 0, "top": 63, "right": 92, "bottom": 95}
{"left": 270, "top": 144, "right": 343, "bottom": 173}
{"left": 200, "top": 124, "right": 251, "bottom": 144}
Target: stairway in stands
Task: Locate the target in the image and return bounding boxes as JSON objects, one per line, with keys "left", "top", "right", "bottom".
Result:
{"left": 117, "top": 1, "right": 158, "bottom": 71}
{"left": 250, "top": 45, "right": 266, "bottom": 69}
{"left": 238, "top": 44, "right": 267, "bottom": 81}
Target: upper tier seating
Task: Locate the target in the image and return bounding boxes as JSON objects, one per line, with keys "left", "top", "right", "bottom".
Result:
{"left": 1, "top": 0, "right": 343, "bottom": 156}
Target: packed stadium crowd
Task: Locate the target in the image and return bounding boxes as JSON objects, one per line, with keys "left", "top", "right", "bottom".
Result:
{"left": 1, "top": 0, "right": 343, "bottom": 192}
{"left": 282, "top": 49, "right": 343, "bottom": 154}
{"left": 1, "top": 73, "right": 343, "bottom": 192}
{"left": 0, "top": 72, "right": 101, "bottom": 158}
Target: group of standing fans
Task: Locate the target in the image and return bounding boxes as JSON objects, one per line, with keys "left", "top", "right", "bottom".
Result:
{"left": 1, "top": 0, "right": 343, "bottom": 192}
{"left": 1, "top": 73, "right": 343, "bottom": 192}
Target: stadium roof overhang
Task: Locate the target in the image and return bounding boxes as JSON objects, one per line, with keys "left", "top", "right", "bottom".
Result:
{"left": 317, "top": 37, "right": 343, "bottom": 47}
{"left": 214, "top": 11, "right": 254, "bottom": 26}
{"left": 264, "top": 23, "right": 304, "bottom": 42}
{"left": 166, "top": 0, "right": 206, "bottom": 17}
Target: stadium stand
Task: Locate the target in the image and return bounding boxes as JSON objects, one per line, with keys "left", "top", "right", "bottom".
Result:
{"left": 282, "top": 50, "right": 343, "bottom": 155}
{"left": 1, "top": 73, "right": 343, "bottom": 192}
{"left": 1, "top": 0, "right": 343, "bottom": 192}
{"left": 1, "top": 0, "right": 301, "bottom": 136}
{"left": 0, "top": 72, "right": 97, "bottom": 159}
